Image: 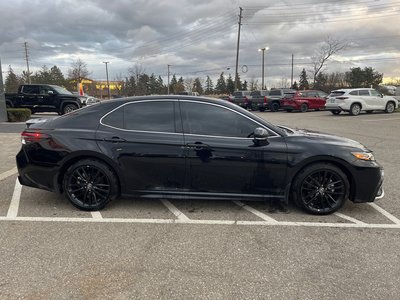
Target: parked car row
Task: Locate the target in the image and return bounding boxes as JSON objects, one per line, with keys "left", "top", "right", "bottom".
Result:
{"left": 226, "top": 88, "right": 398, "bottom": 115}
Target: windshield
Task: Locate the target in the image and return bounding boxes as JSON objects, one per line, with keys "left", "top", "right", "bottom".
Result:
{"left": 51, "top": 85, "right": 73, "bottom": 95}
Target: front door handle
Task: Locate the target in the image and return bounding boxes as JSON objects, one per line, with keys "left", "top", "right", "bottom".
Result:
{"left": 104, "top": 137, "right": 126, "bottom": 143}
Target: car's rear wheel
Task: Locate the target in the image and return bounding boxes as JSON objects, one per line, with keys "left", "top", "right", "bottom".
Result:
{"left": 350, "top": 103, "right": 361, "bottom": 116}
{"left": 330, "top": 110, "right": 341, "bottom": 115}
{"left": 292, "top": 163, "right": 349, "bottom": 215}
{"left": 300, "top": 103, "right": 308, "bottom": 112}
{"left": 63, "top": 159, "right": 118, "bottom": 211}
{"left": 62, "top": 103, "right": 78, "bottom": 114}
{"left": 385, "top": 102, "right": 395, "bottom": 113}
{"left": 270, "top": 102, "right": 280, "bottom": 112}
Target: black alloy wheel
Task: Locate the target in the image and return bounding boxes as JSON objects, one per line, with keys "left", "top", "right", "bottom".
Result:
{"left": 292, "top": 163, "right": 349, "bottom": 215}
{"left": 270, "top": 102, "right": 280, "bottom": 112}
{"left": 350, "top": 103, "right": 361, "bottom": 116}
{"left": 330, "top": 110, "right": 341, "bottom": 115}
{"left": 300, "top": 103, "right": 308, "bottom": 112}
{"left": 62, "top": 103, "right": 78, "bottom": 114}
{"left": 63, "top": 159, "right": 118, "bottom": 210}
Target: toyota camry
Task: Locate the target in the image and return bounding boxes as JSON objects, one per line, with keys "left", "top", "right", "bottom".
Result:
{"left": 16, "top": 95, "right": 384, "bottom": 215}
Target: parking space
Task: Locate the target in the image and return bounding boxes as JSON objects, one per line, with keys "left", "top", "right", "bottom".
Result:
{"left": 1, "top": 173, "right": 399, "bottom": 229}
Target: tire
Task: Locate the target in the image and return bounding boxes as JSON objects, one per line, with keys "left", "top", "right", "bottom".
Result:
{"left": 63, "top": 159, "right": 119, "bottom": 211}
{"left": 292, "top": 163, "right": 349, "bottom": 215}
{"left": 259, "top": 108, "right": 265, "bottom": 112}
{"left": 62, "top": 103, "right": 79, "bottom": 114}
{"left": 385, "top": 102, "right": 395, "bottom": 113}
{"left": 366, "top": 110, "right": 373, "bottom": 114}
{"left": 350, "top": 103, "right": 361, "bottom": 116}
{"left": 330, "top": 110, "right": 341, "bottom": 115}
{"left": 300, "top": 103, "right": 308, "bottom": 113}
{"left": 270, "top": 102, "right": 280, "bottom": 112}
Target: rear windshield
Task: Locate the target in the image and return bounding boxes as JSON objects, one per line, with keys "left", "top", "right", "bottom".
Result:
{"left": 329, "top": 91, "right": 345, "bottom": 97}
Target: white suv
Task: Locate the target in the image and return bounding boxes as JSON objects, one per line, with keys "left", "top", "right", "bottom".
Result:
{"left": 325, "top": 88, "right": 398, "bottom": 116}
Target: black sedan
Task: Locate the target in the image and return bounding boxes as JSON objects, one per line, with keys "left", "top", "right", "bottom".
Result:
{"left": 16, "top": 96, "right": 384, "bottom": 215}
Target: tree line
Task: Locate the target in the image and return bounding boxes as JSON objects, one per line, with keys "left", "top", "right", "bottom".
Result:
{"left": 4, "top": 58, "right": 386, "bottom": 96}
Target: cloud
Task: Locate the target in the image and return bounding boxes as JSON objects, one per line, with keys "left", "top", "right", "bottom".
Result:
{"left": 0, "top": 0, "right": 399, "bottom": 85}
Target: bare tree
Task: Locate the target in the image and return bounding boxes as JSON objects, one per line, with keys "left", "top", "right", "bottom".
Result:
{"left": 128, "top": 63, "right": 146, "bottom": 82}
{"left": 67, "top": 58, "right": 91, "bottom": 81}
{"left": 311, "top": 37, "right": 347, "bottom": 84}
{"left": 184, "top": 77, "right": 195, "bottom": 92}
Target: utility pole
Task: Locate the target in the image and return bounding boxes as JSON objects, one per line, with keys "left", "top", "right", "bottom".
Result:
{"left": 0, "top": 58, "right": 7, "bottom": 122}
{"left": 24, "top": 42, "right": 31, "bottom": 84}
{"left": 103, "top": 61, "right": 111, "bottom": 99}
{"left": 167, "top": 64, "right": 171, "bottom": 95}
{"left": 234, "top": 7, "right": 243, "bottom": 91}
{"left": 291, "top": 54, "right": 294, "bottom": 87}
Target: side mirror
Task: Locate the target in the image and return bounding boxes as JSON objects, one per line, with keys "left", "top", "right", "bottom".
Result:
{"left": 48, "top": 90, "right": 54, "bottom": 95}
{"left": 253, "top": 127, "right": 269, "bottom": 145}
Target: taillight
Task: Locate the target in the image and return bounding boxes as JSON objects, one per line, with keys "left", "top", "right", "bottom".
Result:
{"left": 244, "top": 96, "right": 248, "bottom": 103}
{"left": 336, "top": 97, "right": 348, "bottom": 100}
{"left": 21, "top": 130, "right": 50, "bottom": 144}
{"left": 264, "top": 96, "right": 267, "bottom": 103}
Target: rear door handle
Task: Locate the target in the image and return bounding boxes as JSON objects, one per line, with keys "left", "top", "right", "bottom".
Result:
{"left": 104, "top": 137, "right": 126, "bottom": 143}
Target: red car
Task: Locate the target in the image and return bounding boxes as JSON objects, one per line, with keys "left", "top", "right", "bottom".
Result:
{"left": 281, "top": 90, "right": 327, "bottom": 112}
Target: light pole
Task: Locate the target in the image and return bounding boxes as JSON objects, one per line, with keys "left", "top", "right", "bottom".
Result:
{"left": 258, "top": 47, "right": 269, "bottom": 90}
{"left": 103, "top": 61, "right": 111, "bottom": 99}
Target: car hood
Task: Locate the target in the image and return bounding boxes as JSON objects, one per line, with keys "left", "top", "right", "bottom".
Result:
{"left": 279, "top": 126, "right": 369, "bottom": 151}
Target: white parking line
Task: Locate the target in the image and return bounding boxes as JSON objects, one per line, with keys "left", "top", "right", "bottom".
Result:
{"left": 160, "top": 199, "right": 190, "bottom": 221}
{"left": 368, "top": 203, "right": 400, "bottom": 224}
{"left": 334, "top": 212, "right": 366, "bottom": 224}
{"left": 233, "top": 200, "right": 278, "bottom": 223}
{"left": 0, "top": 167, "right": 17, "bottom": 181}
{"left": 0, "top": 216, "right": 399, "bottom": 229}
{"left": 91, "top": 211, "right": 103, "bottom": 219}
{"left": 7, "top": 178, "right": 22, "bottom": 218}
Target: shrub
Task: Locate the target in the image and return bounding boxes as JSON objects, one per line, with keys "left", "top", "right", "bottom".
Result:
{"left": 7, "top": 108, "right": 32, "bottom": 122}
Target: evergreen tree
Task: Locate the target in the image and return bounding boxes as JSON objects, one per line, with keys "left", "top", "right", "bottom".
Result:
{"left": 345, "top": 67, "right": 383, "bottom": 88}
{"left": 299, "top": 68, "right": 309, "bottom": 90}
{"left": 192, "top": 77, "right": 203, "bottom": 95}
{"left": 226, "top": 74, "right": 235, "bottom": 94}
{"left": 49, "top": 65, "right": 65, "bottom": 86}
{"left": 215, "top": 72, "right": 227, "bottom": 94}
{"left": 204, "top": 75, "right": 214, "bottom": 95}
{"left": 291, "top": 81, "right": 299, "bottom": 90}
{"left": 4, "top": 66, "right": 21, "bottom": 93}
{"left": 241, "top": 80, "right": 248, "bottom": 91}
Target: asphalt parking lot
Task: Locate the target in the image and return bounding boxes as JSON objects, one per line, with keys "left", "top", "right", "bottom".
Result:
{"left": 0, "top": 110, "right": 399, "bottom": 299}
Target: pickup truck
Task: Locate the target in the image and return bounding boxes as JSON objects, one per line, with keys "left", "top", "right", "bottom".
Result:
{"left": 227, "top": 91, "right": 252, "bottom": 109}
{"left": 5, "top": 84, "right": 84, "bottom": 115}
{"left": 266, "top": 88, "right": 295, "bottom": 112}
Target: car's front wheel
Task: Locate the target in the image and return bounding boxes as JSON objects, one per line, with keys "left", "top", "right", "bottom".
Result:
{"left": 385, "top": 102, "right": 395, "bottom": 113}
{"left": 62, "top": 103, "right": 79, "bottom": 114}
{"left": 63, "top": 159, "right": 119, "bottom": 211}
{"left": 292, "top": 163, "right": 349, "bottom": 215}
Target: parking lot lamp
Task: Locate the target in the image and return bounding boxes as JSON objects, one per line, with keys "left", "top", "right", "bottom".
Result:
{"left": 258, "top": 47, "right": 269, "bottom": 90}
{"left": 103, "top": 61, "right": 111, "bottom": 99}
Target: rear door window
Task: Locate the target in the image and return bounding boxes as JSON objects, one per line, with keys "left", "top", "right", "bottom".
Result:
{"left": 22, "top": 85, "right": 39, "bottom": 94}
{"left": 359, "top": 90, "right": 370, "bottom": 96}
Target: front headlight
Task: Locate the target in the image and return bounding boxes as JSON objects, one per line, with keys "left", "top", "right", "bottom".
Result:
{"left": 351, "top": 152, "right": 375, "bottom": 161}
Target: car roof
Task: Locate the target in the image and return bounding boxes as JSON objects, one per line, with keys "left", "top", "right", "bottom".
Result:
{"left": 332, "top": 88, "right": 374, "bottom": 92}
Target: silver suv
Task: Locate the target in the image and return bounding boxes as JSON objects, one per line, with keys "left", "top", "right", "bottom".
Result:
{"left": 325, "top": 88, "right": 398, "bottom": 116}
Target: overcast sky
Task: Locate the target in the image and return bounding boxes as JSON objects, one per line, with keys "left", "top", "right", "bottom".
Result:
{"left": 1, "top": 0, "right": 399, "bottom": 87}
